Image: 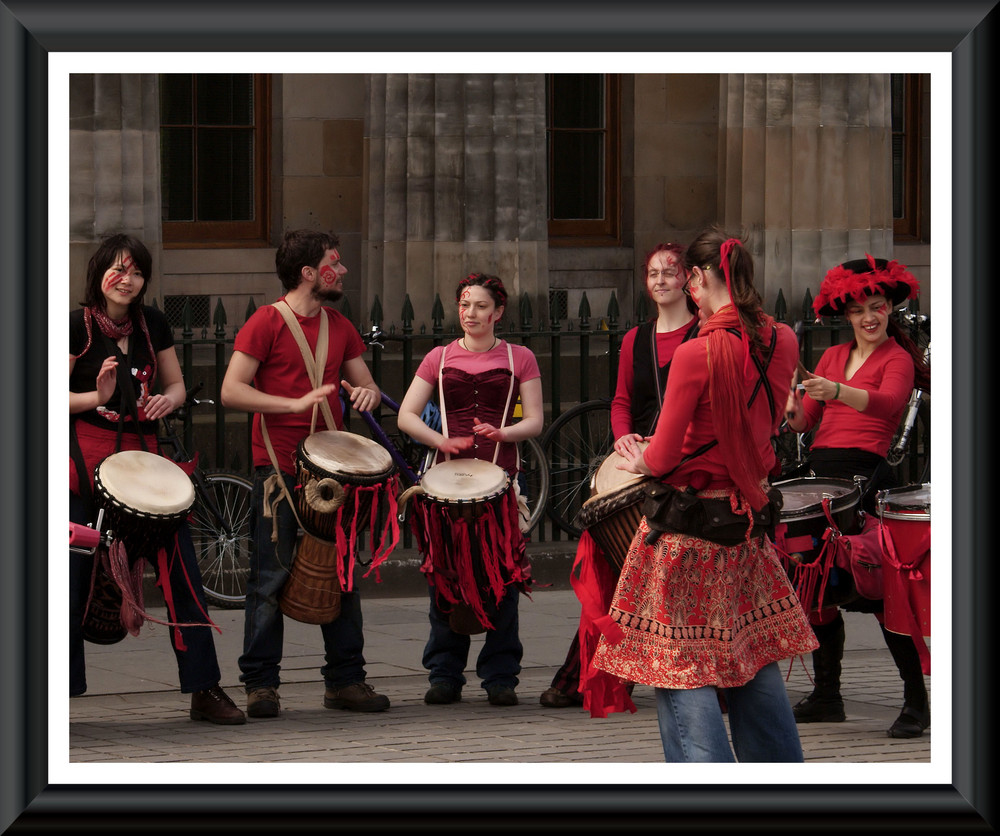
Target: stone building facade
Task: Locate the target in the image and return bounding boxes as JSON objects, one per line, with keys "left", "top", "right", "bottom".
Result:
{"left": 69, "top": 71, "right": 930, "bottom": 340}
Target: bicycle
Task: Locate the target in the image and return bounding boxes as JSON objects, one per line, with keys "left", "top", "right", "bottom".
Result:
{"left": 342, "top": 326, "right": 549, "bottom": 534}
{"left": 540, "top": 398, "right": 613, "bottom": 537}
{"left": 157, "top": 384, "right": 254, "bottom": 609}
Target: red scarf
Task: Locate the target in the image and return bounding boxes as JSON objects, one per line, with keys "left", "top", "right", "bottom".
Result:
{"left": 698, "top": 304, "right": 773, "bottom": 510}
{"left": 76, "top": 306, "right": 158, "bottom": 383}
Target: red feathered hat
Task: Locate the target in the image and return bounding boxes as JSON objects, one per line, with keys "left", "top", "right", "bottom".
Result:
{"left": 813, "top": 255, "right": 920, "bottom": 317}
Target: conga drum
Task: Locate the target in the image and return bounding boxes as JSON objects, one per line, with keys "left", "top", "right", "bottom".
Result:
{"left": 877, "top": 484, "right": 931, "bottom": 643}
{"left": 772, "top": 476, "right": 862, "bottom": 612}
{"left": 281, "top": 430, "right": 398, "bottom": 624}
{"left": 574, "top": 444, "right": 649, "bottom": 574}
{"left": 410, "top": 459, "right": 516, "bottom": 634}
{"left": 88, "top": 450, "right": 196, "bottom": 643}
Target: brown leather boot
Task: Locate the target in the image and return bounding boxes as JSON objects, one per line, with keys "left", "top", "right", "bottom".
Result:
{"left": 190, "top": 684, "right": 247, "bottom": 725}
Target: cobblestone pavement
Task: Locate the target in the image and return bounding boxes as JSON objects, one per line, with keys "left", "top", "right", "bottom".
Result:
{"left": 67, "top": 587, "right": 931, "bottom": 767}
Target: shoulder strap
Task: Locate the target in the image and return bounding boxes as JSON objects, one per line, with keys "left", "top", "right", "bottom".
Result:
{"left": 272, "top": 301, "right": 337, "bottom": 432}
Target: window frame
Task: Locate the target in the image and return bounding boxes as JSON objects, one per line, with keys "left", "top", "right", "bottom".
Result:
{"left": 161, "top": 74, "right": 272, "bottom": 249}
{"left": 892, "top": 73, "right": 926, "bottom": 243}
{"left": 546, "top": 73, "right": 622, "bottom": 247}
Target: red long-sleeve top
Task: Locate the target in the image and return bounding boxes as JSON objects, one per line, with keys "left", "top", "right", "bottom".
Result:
{"left": 642, "top": 323, "right": 799, "bottom": 490}
{"left": 799, "top": 338, "right": 914, "bottom": 457}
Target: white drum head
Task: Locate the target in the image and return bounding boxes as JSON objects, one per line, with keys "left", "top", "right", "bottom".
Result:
{"left": 591, "top": 441, "right": 649, "bottom": 497}
{"left": 773, "top": 476, "right": 857, "bottom": 514}
{"left": 879, "top": 483, "right": 931, "bottom": 521}
{"left": 97, "top": 451, "right": 195, "bottom": 515}
{"left": 301, "top": 430, "right": 394, "bottom": 477}
{"left": 420, "top": 459, "right": 509, "bottom": 502}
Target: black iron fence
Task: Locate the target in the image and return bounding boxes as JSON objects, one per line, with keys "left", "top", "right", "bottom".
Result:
{"left": 157, "top": 288, "right": 931, "bottom": 541}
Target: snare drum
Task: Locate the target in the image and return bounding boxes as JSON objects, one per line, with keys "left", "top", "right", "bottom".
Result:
{"left": 877, "top": 484, "right": 931, "bottom": 642}
{"left": 87, "top": 450, "right": 196, "bottom": 644}
{"left": 411, "top": 459, "right": 520, "bottom": 634}
{"left": 575, "top": 445, "right": 649, "bottom": 574}
{"left": 282, "top": 431, "right": 398, "bottom": 621}
{"left": 772, "top": 476, "right": 862, "bottom": 611}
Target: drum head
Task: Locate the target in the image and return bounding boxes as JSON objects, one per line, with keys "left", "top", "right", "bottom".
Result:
{"left": 300, "top": 430, "right": 394, "bottom": 477}
{"left": 773, "top": 476, "right": 859, "bottom": 520}
{"left": 96, "top": 451, "right": 195, "bottom": 515}
{"left": 879, "top": 483, "right": 931, "bottom": 521}
{"left": 420, "top": 459, "right": 509, "bottom": 502}
{"left": 591, "top": 442, "right": 649, "bottom": 497}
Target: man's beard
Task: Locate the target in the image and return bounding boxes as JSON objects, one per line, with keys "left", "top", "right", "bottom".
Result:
{"left": 312, "top": 285, "right": 344, "bottom": 304}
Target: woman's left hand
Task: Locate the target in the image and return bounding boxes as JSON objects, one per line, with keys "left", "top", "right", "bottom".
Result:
{"left": 615, "top": 444, "right": 652, "bottom": 476}
{"left": 472, "top": 420, "right": 506, "bottom": 442}
{"left": 143, "top": 393, "right": 176, "bottom": 421}
{"left": 800, "top": 374, "right": 838, "bottom": 402}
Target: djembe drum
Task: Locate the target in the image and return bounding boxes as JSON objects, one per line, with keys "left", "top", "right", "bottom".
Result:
{"left": 280, "top": 430, "right": 397, "bottom": 624}
{"left": 86, "top": 450, "right": 196, "bottom": 643}
{"left": 406, "top": 458, "right": 519, "bottom": 635}
{"left": 574, "top": 444, "right": 650, "bottom": 575}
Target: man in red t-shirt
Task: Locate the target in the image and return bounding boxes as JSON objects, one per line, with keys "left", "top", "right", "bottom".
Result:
{"left": 221, "top": 229, "right": 389, "bottom": 719}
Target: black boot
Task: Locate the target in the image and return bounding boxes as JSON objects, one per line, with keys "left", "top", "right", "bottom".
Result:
{"left": 793, "top": 612, "right": 847, "bottom": 723}
{"left": 880, "top": 624, "right": 930, "bottom": 738}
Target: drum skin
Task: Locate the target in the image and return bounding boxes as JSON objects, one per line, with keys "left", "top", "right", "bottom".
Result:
{"left": 418, "top": 459, "right": 510, "bottom": 522}
{"left": 878, "top": 484, "right": 931, "bottom": 640}
{"left": 575, "top": 446, "right": 649, "bottom": 575}
{"left": 773, "top": 476, "right": 862, "bottom": 611}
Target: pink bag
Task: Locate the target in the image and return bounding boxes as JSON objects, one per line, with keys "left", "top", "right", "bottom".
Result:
{"left": 832, "top": 511, "right": 883, "bottom": 600}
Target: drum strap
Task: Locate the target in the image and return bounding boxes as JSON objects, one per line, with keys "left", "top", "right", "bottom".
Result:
{"left": 272, "top": 300, "right": 338, "bottom": 433}
{"left": 437, "top": 341, "right": 515, "bottom": 467}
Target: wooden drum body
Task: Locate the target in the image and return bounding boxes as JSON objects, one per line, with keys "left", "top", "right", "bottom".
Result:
{"left": 772, "top": 476, "right": 862, "bottom": 611}
{"left": 87, "top": 451, "right": 195, "bottom": 644}
{"left": 877, "top": 483, "right": 931, "bottom": 641}
{"left": 575, "top": 445, "right": 649, "bottom": 575}
{"left": 281, "top": 431, "right": 397, "bottom": 625}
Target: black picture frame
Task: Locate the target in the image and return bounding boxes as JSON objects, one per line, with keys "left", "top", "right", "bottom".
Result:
{"left": 2, "top": 1, "right": 994, "bottom": 831}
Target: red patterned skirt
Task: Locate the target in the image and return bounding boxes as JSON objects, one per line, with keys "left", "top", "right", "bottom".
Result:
{"left": 592, "top": 516, "right": 818, "bottom": 690}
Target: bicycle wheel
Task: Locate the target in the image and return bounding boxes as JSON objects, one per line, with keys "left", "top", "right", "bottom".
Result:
{"left": 189, "top": 471, "right": 254, "bottom": 609}
{"left": 542, "top": 400, "right": 613, "bottom": 537}
{"left": 517, "top": 435, "right": 549, "bottom": 535}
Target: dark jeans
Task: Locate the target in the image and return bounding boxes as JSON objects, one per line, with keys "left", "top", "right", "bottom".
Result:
{"left": 239, "top": 467, "right": 368, "bottom": 691}
{"left": 422, "top": 585, "right": 522, "bottom": 692}
{"left": 69, "top": 491, "right": 221, "bottom": 696}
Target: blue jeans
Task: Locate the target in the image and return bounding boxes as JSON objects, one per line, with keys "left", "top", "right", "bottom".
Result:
{"left": 422, "top": 586, "right": 522, "bottom": 692}
{"left": 70, "top": 491, "right": 221, "bottom": 696}
{"left": 655, "top": 662, "right": 804, "bottom": 762}
{"left": 239, "top": 467, "right": 368, "bottom": 691}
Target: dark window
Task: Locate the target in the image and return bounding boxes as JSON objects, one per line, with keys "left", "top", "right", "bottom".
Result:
{"left": 891, "top": 73, "right": 927, "bottom": 242}
{"left": 546, "top": 74, "right": 621, "bottom": 246}
{"left": 160, "top": 74, "right": 270, "bottom": 247}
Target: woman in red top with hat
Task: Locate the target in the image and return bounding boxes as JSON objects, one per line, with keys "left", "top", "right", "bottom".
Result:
{"left": 785, "top": 256, "right": 931, "bottom": 739}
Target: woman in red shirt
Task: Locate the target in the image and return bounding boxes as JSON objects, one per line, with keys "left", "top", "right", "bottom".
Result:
{"left": 784, "top": 256, "right": 931, "bottom": 739}
{"left": 540, "top": 243, "right": 699, "bottom": 709}
{"left": 589, "top": 228, "right": 817, "bottom": 762}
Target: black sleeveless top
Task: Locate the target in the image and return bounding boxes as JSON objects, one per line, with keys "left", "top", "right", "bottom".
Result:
{"left": 631, "top": 318, "right": 700, "bottom": 436}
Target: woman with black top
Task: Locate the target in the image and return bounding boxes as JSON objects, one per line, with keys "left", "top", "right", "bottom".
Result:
{"left": 69, "top": 233, "right": 244, "bottom": 724}
{"left": 540, "top": 243, "right": 699, "bottom": 708}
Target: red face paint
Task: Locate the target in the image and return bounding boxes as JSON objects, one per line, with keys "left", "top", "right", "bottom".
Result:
{"left": 461, "top": 289, "right": 472, "bottom": 300}
{"left": 101, "top": 254, "right": 136, "bottom": 295}
{"left": 319, "top": 265, "right": 339, "bottom": 286}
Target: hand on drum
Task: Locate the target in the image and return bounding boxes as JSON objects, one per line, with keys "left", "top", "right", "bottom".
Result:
{"left": 614, "top": 443, "right": 652, "bottom": 476}
{"left": 341, "top": 379, "right": 381, "bottom": 413}
{"left": 438, "top": 435, "right": 475, "bottom": 455}
{"left": 472, "top": 419, "right": 506, "bottom": 442}
{"left": 613, "top": 432, "right": 646, "bottom": 458}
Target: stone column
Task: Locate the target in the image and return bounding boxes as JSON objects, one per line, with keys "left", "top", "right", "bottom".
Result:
{"left": 69, "top": 74, "right": 162, "bottom": 302}
{"left": 366, "top": 74, "right": 549, "bottom": 327}
{"left": 718, "top": 73, "right": 893, "bottom": 315}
